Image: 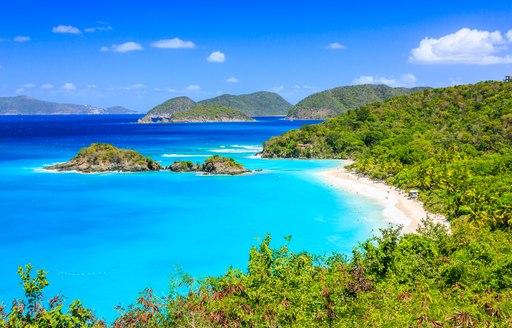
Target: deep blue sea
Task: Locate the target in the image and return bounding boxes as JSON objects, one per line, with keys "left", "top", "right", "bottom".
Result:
{"left": 0, "top": 115, "right": 385, "bottom": 321}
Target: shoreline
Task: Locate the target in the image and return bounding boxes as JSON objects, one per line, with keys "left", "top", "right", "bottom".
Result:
{"left": 317, "top": 165, "right": 449, "bottom": 234}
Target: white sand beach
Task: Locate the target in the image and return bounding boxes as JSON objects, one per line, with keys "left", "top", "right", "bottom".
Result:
{"left": 317, "top": 165, "right": 449, "bottom": 233}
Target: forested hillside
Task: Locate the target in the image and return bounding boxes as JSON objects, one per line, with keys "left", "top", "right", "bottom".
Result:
{"left": 264, "top": 81, "right": 512, "bottom": 228}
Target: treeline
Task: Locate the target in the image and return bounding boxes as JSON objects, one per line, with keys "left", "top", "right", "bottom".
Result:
{"left": 3, "top": 221, "right": 512, "bottom": 326}
{"left": 262, "top": 81, "right": 512, "bottom": 228}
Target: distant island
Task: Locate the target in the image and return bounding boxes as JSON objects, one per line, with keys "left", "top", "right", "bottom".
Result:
{"left": 138, "top": 91, "right": 291, "bottom": 123}
{"left": 45, "top": 143, "right": 250, "bottom": 174}
{"left": 170, "top": 104, "right": 255, "bottom": 122}
{"left": 139, "top": 104, "right": 255, "bottom": 123}
{"left": 138, "top": 96, "right": 196, "bottom": 122}
{"left": 200, "top": 91, "right": 292, "bottom": 116}
{"left": 0, "top": 96, "right": 139, "bottom": 115}
{"left": 286, "top": 84, "right": 430, "bottom": 120}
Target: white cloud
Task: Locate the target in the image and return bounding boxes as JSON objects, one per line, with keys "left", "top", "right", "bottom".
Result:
{"left": 186, "top": 85, "right": 201, "bottom": 92}
{"left": 400, "top": 73, "right": 417, "bottom": 84}
{"left": 84, "top": 26, "right": 112, "bottom": 33}
{"left": 62, "top": 82, "right": 76, "bottom": 91}
{"left": 41, "top": 83, "right": 54, "bottom": 89}
{"left": 15, "top": 88, "right": 25, "bottom": 94}
{"left": 14, "top": 36, "right": 30, "bottom": 42}
{"left": 23, "top": 83, "right": 36, "bottom": 88}
{"left": 124, "top": 83, "right": 146, "bottom": 90}
{"left": 326, "top": 42, "right": 346, "bottom": 49}
{"left": 207, "top": 51, "right": 225, "bottom": 63}
{"left": 410, "top": 28, "right": 512, "bottom": 65}
{"left": 292, "top": 85, "right": 315, "bottom": 90}
{"left": 52, "top": 25, "right": 81, "bottom": 34}
{"left": 102, "top": 42, "right": 143, "bottom": 53}
{"left": 271, "top": 85, "right": 284, "bottom": 92}
{"left": 87, "top": 84, "right": 97, "bottom": 88}
{"left": 352, "top": 73, "right": 417, "bottom": 87}
{"left": 151, "top": 38, "right": 195, "bottom": 49}
{"left": 226, "top": 77, "right": 239, "bottom": 83}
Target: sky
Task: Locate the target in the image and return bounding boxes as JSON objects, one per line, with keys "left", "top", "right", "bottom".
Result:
{"left": 1, "top": 0, "right": 511, "bottom": 112}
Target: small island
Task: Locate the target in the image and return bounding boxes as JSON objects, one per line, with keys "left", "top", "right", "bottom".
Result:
{"left": 45, "top": 143, "right": 163, "bottom": 173}
{"left": 170, "top": 104, "right": 255, "bottom": 122}
{"left": 169, "top": 155, "right": 250, "bottom": 175}
{"left": 45, "top": 144, "right": 250, "bottom": 175}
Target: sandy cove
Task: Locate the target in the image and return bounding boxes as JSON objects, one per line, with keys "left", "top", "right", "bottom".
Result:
{"left": 317, "top": 165, "right": 449, "bottom": 234}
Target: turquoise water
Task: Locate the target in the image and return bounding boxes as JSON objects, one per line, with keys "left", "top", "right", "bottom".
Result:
{"left": 0, "top": 115, "right": 385, "bottom": 320}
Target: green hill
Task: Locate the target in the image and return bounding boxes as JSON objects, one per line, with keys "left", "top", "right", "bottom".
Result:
{"left": 139, "top": 96, "right": 196, "bottom": 122}
{"left": 263, "top": 81, "right": 512, "bottom": 228}
{"left": 287, "top": 84, "right": 430, "bottom": 119}
{"left": 170, "top": 104, "right": 255, "bottom": 122}
{"left": 199, "top": 91, "right": 292, "bottom": 116}
{"left": 0, "top": 96, "right": 137, "bottom": 115}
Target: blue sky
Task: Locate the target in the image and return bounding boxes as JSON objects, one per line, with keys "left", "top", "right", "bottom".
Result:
{"left": 1, "top": 1, "right": 511, "bottom": 112}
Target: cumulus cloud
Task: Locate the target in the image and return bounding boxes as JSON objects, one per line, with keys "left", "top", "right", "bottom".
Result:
{"left": 84, "top": 26, "right": 112, "bottom": 33}
{"left": 14, "top": 36, "right": 30, "bottom": 42}
{"left": 410, "top": 28, "right": 512, "bottom": 65}
{"left": 352, "top": 73, "right": 417, "bottom": 87}
{"left": 41, "top": 83, "right": 54, "bottom": 89}
{"left": 186, "top": 85, "right": 201, "bottom": 92}
{"left": 151, "top": 38, "right": 195, "bottom": 49}
{"left": 226, "top": 77, "right": 239, "bottom": 83}
{"left": 271, "top": 86, "right": 284, "bottom": 92}
{"left": 207, "top": 51, "right": 225, "bottom": 63}
{"left": 326, "top": 42, "right": 346, "bottom": 49}
{"left": 102, "top": 42, "right": 143, "bottom": 53}
{"left": 52, "top": 25, "right": 81, "bottom": 34}
{"left": 62, "top": 82, "right": 76, "bottom": 91}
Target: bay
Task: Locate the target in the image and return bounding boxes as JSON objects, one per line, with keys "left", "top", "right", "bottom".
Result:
{"left": 0, "top": 115, "right": 385, "bottom": 320}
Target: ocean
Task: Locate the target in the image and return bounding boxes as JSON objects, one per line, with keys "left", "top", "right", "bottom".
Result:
{"left": 0, "top": 115, "right": 385, "bottom": 321}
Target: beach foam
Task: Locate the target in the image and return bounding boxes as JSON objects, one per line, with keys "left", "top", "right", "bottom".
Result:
{"left": 162, "top": 154, "right": 210, "bottom": 157}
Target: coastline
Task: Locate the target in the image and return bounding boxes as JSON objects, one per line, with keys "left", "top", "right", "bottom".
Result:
{"left": 317, "top": 164, "right": 449, "bottom": 233}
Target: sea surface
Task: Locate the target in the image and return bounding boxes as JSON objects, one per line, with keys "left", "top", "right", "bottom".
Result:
{"left": 0, "top": 115, "right": 385, "bottom": 321}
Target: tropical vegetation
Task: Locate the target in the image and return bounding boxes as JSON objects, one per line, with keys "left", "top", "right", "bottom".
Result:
{"left": 2, "top": 81, "right": 512, "bottom": 327}
{"left": 264, "top": 81, "right": 512, "bottom": 228}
